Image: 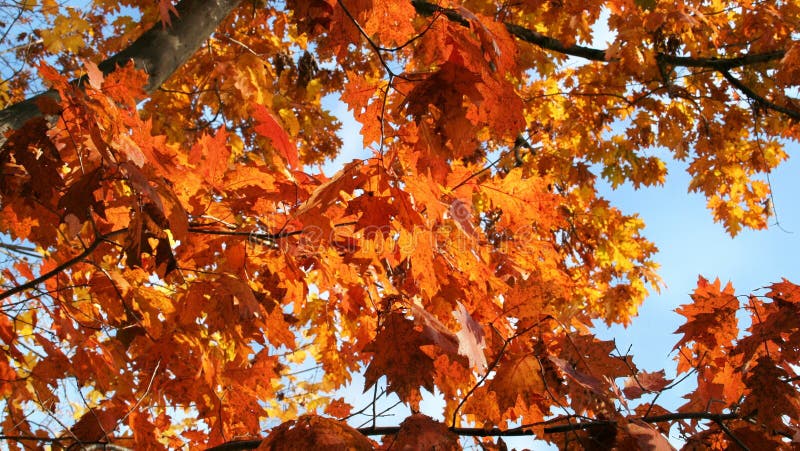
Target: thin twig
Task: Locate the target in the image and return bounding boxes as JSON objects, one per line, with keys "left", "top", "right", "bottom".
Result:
{"left": 715, "top": 419, "right": 750, "bottom": 451}
{"left": 0, "top": 229, "right": 127, "bottom": 302}
{"left": 721, "top": 69, "right": 800, "bottom": 120}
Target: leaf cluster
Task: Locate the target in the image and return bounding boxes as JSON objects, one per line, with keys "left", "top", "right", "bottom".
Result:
{"left": 0, "top": 0, "right": 797, "bottom": 449}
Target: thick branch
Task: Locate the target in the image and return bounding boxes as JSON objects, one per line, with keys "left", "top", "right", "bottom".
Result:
{"left": 720, "top": 69, "right": 800, "bottom": 121}
{"left": 412, "top": 0, "right": 797, "bottom": 119}
{"left": 1, "top": 412, "right": 756, "bottom": 451}
{"left": 411, "top": 0, "right": 785, "bottom": 69}
{"left": 0, "top": 0, "right": 242, "bottom": 139}
{"left": 357, "top": 412, "right": 742, "bottom": 436}
{"left": 503, "top": 22, "right": 607, "bottom": 62}
{"left": 205, "top": 440, "right": 263, "bottom": 451}
{"left": 660, "top": 51, "right": 787, "bottom": 70}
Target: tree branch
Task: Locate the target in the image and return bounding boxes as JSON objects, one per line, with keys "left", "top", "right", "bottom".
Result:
{"left": 205, "top": 440, "right": 263, "bottom": 451}
{"left": 0, "top": 0, "right": 242, "bottom": 141}
{"left": 503, "top": 22, "right": 607, "bottom": 61}
{"left": 411, "top": 0, "right": 797, "bottom": 120}
{"left": 357, "top": 412, "right": 742, "bottom": 436}
{"left": 411, "top": 0, "right": 785, "bottom": 69}
{"left": 0, "top": 229, "right": 127, "bottom": 302}
{"left": 659, "top": 51, "right": 787, "bottom": 70}
{"left": 720, "top": 69, "right": 800, "bottom": 121}
{"left": 0, "top": 411, "right": 761, "bottom": 451}
{"left": 187, "top": 226, "right": 304, "bottom": 242}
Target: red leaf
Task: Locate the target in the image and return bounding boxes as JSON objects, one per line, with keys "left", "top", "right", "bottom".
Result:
{"left": 252, "top": 104, "right": 298, "bottom": 169}
{"left": 13, "top": 261, "right": 34, "bottom": 280}
{"left": 158, "top": 0, "right": 179, "bottom": 27}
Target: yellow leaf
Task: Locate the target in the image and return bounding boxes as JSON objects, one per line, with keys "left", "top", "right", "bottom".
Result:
{"left": 40, "top": 8, "right": 91, "bottom": 53}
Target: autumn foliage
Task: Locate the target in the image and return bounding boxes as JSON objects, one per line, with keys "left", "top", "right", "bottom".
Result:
{"left": 0, "top": 0, "right": 798, "bottom": 449}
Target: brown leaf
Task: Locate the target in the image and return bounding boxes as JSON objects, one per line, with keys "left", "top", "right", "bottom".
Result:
{"left": 621, "top": 420, "right": 675, "bottom": 451}
{"left": 258, "top": 415, "right": 374, "bottom": 450}
{"left": 490, "top": 355, "right": 546, "bottom": 412}
{"left": 363, "top": 313, "right": 439, "bottom": 406}
{"left": 548, "top": 356, "right": 604, "bottom": 395}
{"left": 622, "top": 370, "right": 672, "bottom": 399}
{"left": 454, "top": 302, "right": 487, "bottom": 371}
{"left": 386, "top": 413, "right": 460, "bottom": 451}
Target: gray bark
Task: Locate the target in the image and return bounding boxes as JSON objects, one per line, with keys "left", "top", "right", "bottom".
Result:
{"left": 0, "top": 0, "right": 242, "bottom": 142}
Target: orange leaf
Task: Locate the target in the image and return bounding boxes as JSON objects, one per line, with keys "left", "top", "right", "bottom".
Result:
{"left": 252, "top": 104, "right": 298, "bottom": 169}
{"left": 323, "top": 398, "right": 352, "bottom": 418}
{"left": 188, "top": 127, "right": 231, "bottom": 192}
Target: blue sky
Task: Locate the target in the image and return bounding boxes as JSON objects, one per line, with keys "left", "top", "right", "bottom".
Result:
{"left": 594, "top": 141, "right": 800, "bottom": 401}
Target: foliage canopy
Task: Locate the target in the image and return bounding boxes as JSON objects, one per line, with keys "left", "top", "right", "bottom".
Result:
{"left": 0, "top": 0, "right": 799, "bottom": 449}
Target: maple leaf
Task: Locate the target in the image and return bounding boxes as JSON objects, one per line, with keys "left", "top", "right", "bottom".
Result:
{"left": 57, "top": 167, "right": 106, "bottom": 222}
{"left": 257, "top": 415, "right": 375, "bottom": 450}
{"left": 390, "top": 413, "right": 460, "bottom": 451}
{"left": 620, "top": 420, "right": 676, "bottom": 451}
{"left": 323, "top": 397, "right": 352, "bottom": 418}
{"left": 362, "top": 307, "right": 466, "bottom": 410}
{"left": 252, "top": 104, "right": 299, "bottom": 169}
{"left": 40, "top": 8, "right": 90, "bottom": 52}
{"left": 740, "top": 356, "right": 800, "bottom": 432}
{"left": 622, "top": 370, "right": 672, "bottom": 400}
{"left": 188, "top": 127, "right": 231, "bottom": 192}
{"left": 158, "top": 0, "right": 179, "bottom": 27}
{"left": 0, "top": 0, "right": 799, "bottom": 448}
{"left": 68, "top": 401, "right": 126, "bottom": 443}
{"left": 673, "top": 276, "right": 740, "bottom": 370}
{"left": 489, "top": 354, "right": 547, "bottom": 413}
{"left": 84, "top": 61, "right": 104, "bottom": 90}
{"left": 363, "top": 313, "right": 437, "bottom": 406}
